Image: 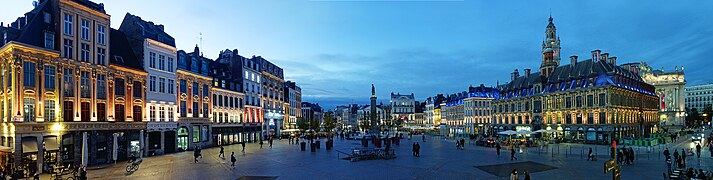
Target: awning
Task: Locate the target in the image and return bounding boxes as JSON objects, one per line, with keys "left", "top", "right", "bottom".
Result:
{"left": 44, "top": 136, "right": 60, "bottom": 151}
{"left": 0, "top": 146, "right": 12, "bottom": 153}
{"left": 22, "top": 137, "right": 38, "bottom": 153}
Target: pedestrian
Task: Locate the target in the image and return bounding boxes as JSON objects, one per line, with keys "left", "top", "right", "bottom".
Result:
{"left": 269, "top": 138, "right": 273, "bottom": 149}
{"left": 412, "top": 142, "right": 416, "bottom": 156}
{"left": 415, "top": 142, "right": 421, "bottom": 157}
{"left": 587, "top": 147, "right": 593, "bottom": 161}
{"left": 674, "top": 149, "right": 681, "bottom": 168}
{"left": 193, "top": 145, "right": 200, "bottom": 163}
{"left": 616, "top": 149, "right": 623, "bottom": 164}
{"left": 79, "top": 166, "right": 87, "bottom": 180}
{"left": 628, "top": 147, "right": 634, "bottom": 164}
{"left": 242, "top": 142, "right": 246, "bottom": 153}
{"left": 664, "top": 148, "right": 671, "bottom": 161}
{"left": 259, "top": 140, "right": 264, "bottom": 149}
{"left": 496, "top": 143, "right": 502, "bottom": 157}
{"left": 696, "top": 143, "right": 702, "bottom": 158}
{"left": 219, "top": 145, "right": 225, "bottom": 158}
{"left": 422, "top": 134, "right": 426, "bottom": 142}
{"left": 511, "top": 147, "right": 517, "bottom": 161}
{"left": 523, "top": 169, "right": 531, "bottom": 180}
{"left": 682, "top": 148, "right": 687, "bottom": 168}
{"left": 230, "top": 152, "right": 236, "bottom": 168}
{"left": 510, "top": 169, "right": 518, "bottom": 180}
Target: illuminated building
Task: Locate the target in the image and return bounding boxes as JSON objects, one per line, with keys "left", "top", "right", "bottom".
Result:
{"left": 242, "top": 56, "right": 262, "bottom": 142}
{"left": 492, "top": 16, "right": 659, "bottom": 144}
{"left": 621, "top": 62, "right": 686, "bottom": 126}
{"left": 464, "top": 84, "right": 497, "bottom": 136}
{"left": 176, "top": 46, "right": 212, "bottom": 150}
{"left": 284, "top": 81, "right": 301, "bottom": 130}
{"left": 390, "top": 92, "right": 415, "bottom": 126}
{"left": 0, "top": 0, "right": 149, "bottom": 170}
{"left": 255, "top": 56, "right": 284, "bottom": 138}
{"left": 210, "top": 49, "right": 250, "bottom": 146}
{"left": 118, "top": 13, "right": 178, "bottom": 156}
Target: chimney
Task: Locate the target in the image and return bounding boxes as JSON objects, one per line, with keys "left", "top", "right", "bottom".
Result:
{"left": 157, "top": 24, "right": 164, "bottom": 31}
{"left": 601, "top": 53, "right": 609, "bottom": 62}
{"left": 524, "top": 69, "right": 531, "bottom": 78}
{"left": 591, "top": 50, "right": 601, "bottom": 61}
{"left": 610, "top": 57, "right": 617, "bottom": 65}
{"left": 570, "top": 55, "right": 578, "bottom": 67}
{"left": 511, "top": 69, "right": 520, "bottom": 81}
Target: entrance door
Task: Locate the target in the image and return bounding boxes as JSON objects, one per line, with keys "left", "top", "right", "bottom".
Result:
{"left": 164, "top": 131, "right": 176, "bottom": 154}
{"left": 177, "top": 127, "right": 189, "bottom": 151}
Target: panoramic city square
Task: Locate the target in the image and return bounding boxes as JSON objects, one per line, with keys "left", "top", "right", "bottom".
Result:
{"left": 1, "top": 0, "right": 712, "bottom": 179}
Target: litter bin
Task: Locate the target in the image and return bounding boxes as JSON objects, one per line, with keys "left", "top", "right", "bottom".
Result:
{"left": 300, "top": 142, "right": 306, "bottom": 151}
{"left": 316, "top": 140, "right": 321, "bottom": 149}
{"left": 326, "top": 140, "right": 333, "bottom": 150}
{"left": 375, "top": 138, "right": 382, "bottom": 148}
{"left": 310, "top": 142, "right": 316, "bottom": 152}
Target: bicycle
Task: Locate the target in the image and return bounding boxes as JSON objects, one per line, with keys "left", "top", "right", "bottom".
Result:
{"left": 126, "top": 158, "right": 142, "bottom": 173}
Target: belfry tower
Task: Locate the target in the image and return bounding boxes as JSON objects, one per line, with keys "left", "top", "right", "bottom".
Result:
{"left": 541, "top": 15, "right": 561, "bottom": 77}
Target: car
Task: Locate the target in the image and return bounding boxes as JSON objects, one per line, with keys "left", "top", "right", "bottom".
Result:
{"left": 691, "top": 134, "right": 704, "bottom": 142}
{"left": 476, "top": 137, "right": 496, "bottom": 147}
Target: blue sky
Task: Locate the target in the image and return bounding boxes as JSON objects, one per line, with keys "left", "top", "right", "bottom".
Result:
{"left": 2, "top": 0, "right": 712, "bottom": 110}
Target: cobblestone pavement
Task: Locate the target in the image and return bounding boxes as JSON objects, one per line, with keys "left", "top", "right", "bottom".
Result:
{"left": 74, "top": 133, "right": 713, "bottom": 180}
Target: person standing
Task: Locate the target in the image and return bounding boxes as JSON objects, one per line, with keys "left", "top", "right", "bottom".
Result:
{"left": 664, "top": 148, "right": 671, "bottom": 161}
{"left": 230, "top": 152, "right": 236, "bottom": 168}
{"left": 511, "top": 147, "right": 517, "bottom": 161}
{"left": 194, "top": 145, "right": 200, "bottom": 163}
{"left": 219, "top": 145, "right": 225, "bottom": 158}
{"left": 242, "top": 142, "right": 246, "bottom": 153}
{"left": 269, "top": 138, "right": 273, "bottom": 149}
{"left": 422, "top": 134, "right": 426, "bottom": 142}
{"left": 523, "top": 169, "right": 531, "bottom": 180}
{"left": 510, "top": 169, "right": 518, "bottom": 180}
{"left": 496, "top": 143, "right": 502, "bottom": 157}
{"left": 259, "top": 140, "right": 264, "bottom": 149}
{"left": 412, "top": 143, "right": 417, "bottom": 157}
{"left": 587, "top": 147, "right": 593, "bottom": 161}
{"left": 682, "top": 148, "right": 687, "bottom": 168}
{"left": 628, "top": 147, "right": 634, "bottom": 164}
{"left": 696, "top": 143, "right": 702, "bottom": 158}
{"left": 416, "top": 142, "right": 421, "bottom": 157}
{"left": 674, "top": 149, "right": 680, "bottom": 168}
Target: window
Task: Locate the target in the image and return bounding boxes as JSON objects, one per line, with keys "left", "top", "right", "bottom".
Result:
{"left": 575, "top": 96, "right": 583, "bottom": 107}
{"left": 214, "top": 95, "right": 219, "bottom": 106}
{"left": 97, "top": 74, "right": 106, "bottom": 99}
{"left": 43, "top": 12, "right": 51, "bottom": 23}
{"left": 44, "top": 31, "right": 54, "bottom": 49}
{"left": 150, "top": 106, "right": 156, "bottom": 121}
{"left": 159, "top": 77, "right": 166, "bottom": 93}
{"left": 168, "top": 57, "right": 174, "bottom": 72}
{"left": 586, "top": 95, "right": 594, "bottom": 107}
{"left": 44, "top": 66, "right": 55, "bottom": 90}
{"left": 201, "top": 125, "right": 209, "bottom": 142}
{"left": 180, "top": 101, "right": 187, "bottom": 117}
{"left": 44, "top": 100, "right": 55, "bottom": 122}
{"left": 80, "top": 71, "right": 90, "bottom": 98}
{"left": 80, "top": 19, "right": 89, "bottom": 40}
{"left": 192, "top": 102, "right": 199, "bottom": 118}
{"left": 566, "top": 97, "right": 572, "bottom": 108}
{"left": 63, "top": 101, "right": 73, "bottom": 122}
{"left": 192, "top": 125, "right": 200, "bottom": 143}
{"left": 599, "top": 93, "right": 606, "bottom": 107}
{"left": 63, "top": 13, "right": 72, "bottom": 35}
{"left": 158, "top": 55, "right": 165, "bottom": 71}
{"left": 23, "top": 98, "right": 35, "bottom": 122}
{"left": 587, "top": 113, "right": 594, "bottom": 124}
{"left": 180, "top": 80, "right": 187, "bottom": 93}
{"left": 63, "top": 69, "right": 74, "bottom": 97}
{"left": 149, "top": 52, "right": 156, "bottom": 68}
{"left": 80, "top": 43, "right": 90, "bottom": 62}
{"left": 133, "top": 81, "right": 142, "bottom": 98}
{"left": 96, "top": 103, "right": 106, "bottom": 121}
{"left": 192, "top": 82, "right": 199, "bottom": 95}
{"left": 599, "top": 112, "right": 606, "bottom": 124}
{"left": 149, "top": 76, "right": 156, "bottom": 92}
{"left": 96, "top": 48, "right": 106, "bottom": 65}
{"left": 62, "top": 39, "right": 72, "bottom": 59}
{"left": 167, "top": 79, "right": 174, "bottom": 94}
{"left": 203, "top": 84, "right": 209, "bottom": 96}
{"left": 159, "top": 106, "right": 165, "bottom": 122}
{"left": 96, "top": 25, "right": 106, "bottom": 45}
{"left": 168, "top": 107, "right": 174, "bottom": 122}
{"left": 115, "top": 78, "right": 125, "bottom": 96}
{"left": 133, "top": 106, "right": 142, "bottom": 122}
{"left": 114, "top": 105, "right": 126, "bottom": 122}
{"left": 81, "top": 102, "right": 90, "bottom": 122}
{"left": 23, "top": 61, "right": 36, "bottom": 87}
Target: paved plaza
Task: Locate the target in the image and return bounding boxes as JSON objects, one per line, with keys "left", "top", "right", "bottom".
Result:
{"left": 72, "top": 134, "right": 713, "bottom": 180}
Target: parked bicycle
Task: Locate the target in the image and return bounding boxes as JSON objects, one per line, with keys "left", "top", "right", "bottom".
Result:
{"left": 126, "top": 157, "right": 142, "bottom": 173}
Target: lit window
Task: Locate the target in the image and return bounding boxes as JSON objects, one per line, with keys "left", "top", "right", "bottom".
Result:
{"left": 63, "top": 13, "right": 73, "bottom": 35}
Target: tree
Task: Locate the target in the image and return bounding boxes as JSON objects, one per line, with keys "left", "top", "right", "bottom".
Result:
{"left": 297, "top": 117, "right": 309, "bottom": 132}
{"left": 688, "top": 108, "right": 700, "bottom": 128}
{"left": 309, "top": 118, "right": 320, "bottom": 133}
{"left": 323, "top": 112, "right": 336, "bottom": 133}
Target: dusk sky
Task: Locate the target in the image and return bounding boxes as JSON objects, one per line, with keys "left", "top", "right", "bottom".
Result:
{"left": 2, "top": 0, "right": 712, "bottom": 109}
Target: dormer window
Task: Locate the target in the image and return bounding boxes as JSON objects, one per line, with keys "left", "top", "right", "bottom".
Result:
{"left": 44, "top": 31, "right": 54, "bottom": 49}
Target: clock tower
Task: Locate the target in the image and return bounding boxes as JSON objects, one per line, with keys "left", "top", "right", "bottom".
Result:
{"left": 541, "top": 15, "right": 561, "bottom": 77}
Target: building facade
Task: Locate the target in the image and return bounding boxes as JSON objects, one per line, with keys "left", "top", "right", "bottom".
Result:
{"left": 390, "top": 92, "right": 415, "bottom": 126}
{"left": 464, "top": 85, "right": 497, "bottom": 136}
{"left": 284, "top": 81, "right": 301, "bottom": 130}
{"left": 210, "top": 49, "right": 251, "bottom": 146}
{"left": 685, "top": 84, "right": 713, "bottom": 113}
{"left": 254, "top": 56, "right": 284, "bottom": 138}
{"left": 119, "top": 13, "right": 178, "bottom": 156}
{"left": 624, "top": 62, "right": 686, "bottom": 126}
{"left": 242, "top": 56, "right": 262, "bottom": 141}
{"left": 176, "top": 46, "right": 212, "bottom": 150}
{"left": 492, "top": 16, "right": 659, "bottom": 144}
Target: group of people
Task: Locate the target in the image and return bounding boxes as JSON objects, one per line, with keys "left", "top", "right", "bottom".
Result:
{"left": 610, "top": 147, "right": 635, "bottom": 165}
{"left": 412, "top": 142, "right": 421, "bottom": 157}
{"left": 509, "top": 169, "right": 531, "bottom": 180}
{"left": 685, "top": 168, "right": 711, "bottom": 180}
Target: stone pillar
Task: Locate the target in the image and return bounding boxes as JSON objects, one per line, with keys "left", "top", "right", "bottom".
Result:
{"left": 37, "top": 135, "right": 44, "bottom": 173}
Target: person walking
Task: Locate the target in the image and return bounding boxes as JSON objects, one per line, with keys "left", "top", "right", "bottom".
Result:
{"left": 242, "top": 142, "right": 246, "bottom": 153}
{"left": 511, "top": 147, "right": 517, "bottom": 161}
{"left": 230, "top": 152, "right": 236, "bottom": 168}
{"left": 682, "top": 148, "right": 687, "bottom": 168}
{"left": 696, "top": 143, "right": 702, "bottom": 158}
{"left": 628, "top": 147, "right": 634, "bottom": 164}
{"left": 587, "top": 147, "right": 593, "bottom": 161}
{"left": 198, "top": 146, "right": 203, "bottom": 159}
{"left": 259, "top": 140, "right": 264, "bottom": 149}
{"left": 422, "top": 134, "right": 426, "bottom": 142}
{"left": 496, "top": 143, "right": 502, "bottom": 157}
{"left": 664, "top": 148, "right": 671, "bottom": 161}
{"left": 219, "top": 145, "right": 225, "bottom": 158}
{"left": 412, "top": 142, "right": 417, "bottom": 156}
{"left": 674, "top": 149, "right": 681, "bottom": 168}
{"left": 193, "top": 145, "right": 200, "bottom": 163}
{"left": 269, "top": 138, "right": 273, "bottom": 149}
{"left": 415, "top": 142, "right": 421, "bottom": 157}
{"left": 509, "top": 169, "right": 518, "bottom": 180}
